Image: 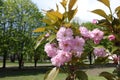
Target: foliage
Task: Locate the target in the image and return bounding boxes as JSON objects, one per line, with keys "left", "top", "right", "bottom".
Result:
{"left": 82, "top": 22, "right": 101, "bottom": 30}
{"left": 44, "top": 67, "right": 59, "bottom": 80}
{"left": 34, "top": 0, "right": 118, "bottom": 80}
{"left": 91, "top": 0, "right": 120, "bottom": 49}
{"left": 91, "top": 0, "right": 120, "bottom": 80}
{"left": 34, "top": 0, "right": 78, "bottom": 49}
{"left": 99, "top": 64, "right": 120, "bottom": 80}
{"left": 0, "top": 0, "right": 44, "bottom": 68}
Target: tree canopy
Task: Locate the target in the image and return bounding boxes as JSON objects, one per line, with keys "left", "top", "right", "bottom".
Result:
{"left": 0, "top": 0, "right": 44, "bottom": 68}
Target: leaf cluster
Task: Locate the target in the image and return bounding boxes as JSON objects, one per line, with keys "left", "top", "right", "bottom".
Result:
{"left": 91, "top": 0, "right": 120, "bottom": 43}
{"left": 34, "top": 0, "right": 78, "bottom": 49}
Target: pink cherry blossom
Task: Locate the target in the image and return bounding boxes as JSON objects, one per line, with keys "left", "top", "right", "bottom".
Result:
{"left": 94, "top": 40, "right": 101, "bottom": 44}
{"left": 57, "top": 27, "right": 73, "bottom": 41}
{"left": 92, "top": 19, "right": 98, "bottom": 24}
{"left": 59, "top": 39, "right": 73, "bottom": 52}
{"left": 108, "top": 34, "right": 115, "bottom": 41}
{"left": 90, "top": 29, "right": 104, "bottom": 44}
{"left": 51, "top": 56, "right": 63, "bottom": 67}
{"left": 51, "top": 50, "right": 72, "bottom": 67}
{"left": 111, "top": 54, "right": 118, "bottom": 60}
{"left": 93, "top": 47, "right": 106, "bottom": 57}
{"left": 44, "top": 43, "right": 57, "bottom": 57}
{"left": 79, "top": 26, "right": 90, "bottom": 38}
{"left": 72, "top": 36, "right": 85, "bottom": 52}
{"left": 57, "top": 50, "right": 72, "bottom": 63}
{"left": 45, "top": 33, "right": 50, "bottom": 37}
{"left": 109, "top": 54, "right": 118, "bottom": 64}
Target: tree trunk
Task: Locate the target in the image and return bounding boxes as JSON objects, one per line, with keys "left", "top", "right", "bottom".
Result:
{"left": 10, "top": 54, "right": 15, "bottom": 62}
{"left": 88, "top": 52, "right": 92, "bottom": 65}
{"left": 34, "top": 51, "right": 38, "bottom": 68}
{"left": 2, "top": 51, "right": 7, "bottom": 68}
{"left": 18, "top": 54, "right": 24, "bottom": 69}
{"left": 34, "top": 53, "right": 38, "bottom": 68}
{"left": 34, "top": 59, "right": 38, "bottom": 68}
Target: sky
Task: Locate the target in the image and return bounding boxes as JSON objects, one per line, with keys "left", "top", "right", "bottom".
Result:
{"left": 31, "top": 0, "right": 120, "bottom": 22}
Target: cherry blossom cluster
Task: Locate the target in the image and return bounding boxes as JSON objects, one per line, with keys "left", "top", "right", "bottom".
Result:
{"left": 79, "top": 26, "right": 104, "bottom": 44}
{"left": 44, "top": 26, "right": 115, "bottom": 67}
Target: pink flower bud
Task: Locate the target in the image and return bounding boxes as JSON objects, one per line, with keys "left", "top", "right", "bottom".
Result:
{"left": 108, "top": 34, "right": 115, "bottom": 41}
{"left": 45, "top": 33, "right": 50, "bottom": 37}
{"left": 92, "top": 19, "right": 98, "bottom": 24}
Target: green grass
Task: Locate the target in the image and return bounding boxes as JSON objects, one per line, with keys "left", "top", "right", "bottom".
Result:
{"left": 0, "top": 73, "right": 110, "bottom": 80}
{"left": 0, "top": 61, "right": 116, "bottom": 80}
{"left": 87, "top": 67, "right": 114, "bottom": 80}
{"left": 0, "top": 73, "right": 66, "bottom": 80}
{"left": 0, "top": 60, "right": 51, "bottom": 67}
{"left": 0, "top": 67, "right": 114, "bottom": 80}
{"left": 0, "top": 72, "right": 105, "bottom": 80}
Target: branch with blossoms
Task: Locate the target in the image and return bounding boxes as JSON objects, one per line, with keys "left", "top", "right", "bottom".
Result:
{"left": 33, "top": 0, "right": 119, "bottom": 79}
{"left": 44, "top": 26, "right": 114, "bottom": 80}
{"left": 91, "top": 0, "right": 120, "bottom": 55}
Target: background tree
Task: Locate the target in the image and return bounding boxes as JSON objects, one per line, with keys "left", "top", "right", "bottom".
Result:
{"left": 0, "top": 0, "right": 3, "bottom": 54}
{"left": 0, "top": 0, "right": 44, "bottom": 69}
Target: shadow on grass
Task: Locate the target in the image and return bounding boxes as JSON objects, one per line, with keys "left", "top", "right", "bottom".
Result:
{"left": 0, "top": 66, "right": 53, "bottom": 78}
{"left": 0, "top": 63, "right": 116, "bottom": 78}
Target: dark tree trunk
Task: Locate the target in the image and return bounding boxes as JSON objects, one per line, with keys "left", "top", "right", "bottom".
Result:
{"left": 34, "top": 54, "right": 38, "bottom": 68}
{"left": 2, "top": 51, "right": 7, "bottom": 68}
{"left": 34, "top": 58, "right": 38, "bottom": 68}
{"left": 18, "top": 54, "right": 24, "bottom": 69}
{"left": 10, "top": 54, "right": 15, "bottom": 62}
{"left": 34, "top": 51, "right": 38, "bottom": 68}
{"left": 2, "top": 22, "right": 7, "bottom": 68}
{"left": 88, "top": 52, "right": 92, "bottom": 65}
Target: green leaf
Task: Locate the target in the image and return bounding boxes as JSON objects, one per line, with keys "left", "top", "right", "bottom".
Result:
{"left": 68, "top": 0, "right": 77, "bottom": 10}
{"left": 60, "top": 0, "right": 67, "bottom": 10}
{"left": 99, "top": 72, "right": 116, "bottom": 80}
{"left": 97, "top": 19, "right": 111, "bottom": 29}
{"left": 47, "top": 11, "right": 63, "bottom": 20}
{"left": 46, "top": 12, "right": 58, "bottom": 21}
{"left": 44, "top": 67, "right": 59, "bottom": 80}
{"left": 91, "top": 9, "right": 108, "bottom": 20}
{"left": 115, "top": 6, "right": 120, "bottom": 12}
{"left": 45, "top": 26, "right": 56, "bottom": 31}
{"left": 35, "top": 37, "right": 44, "bottom": 49}
{"left": 111, "top": 46, "right": 119, "bottom": 54}
{"left": 98, "top": 0, "right": 110, "bottom": 8}
{"left": 68, "top": 7, "right": 78, "bottom": 21}
{"left": 34, "top": 34, "right": 45, "bottom": 49}
{"left": 93, "top": 45, "right": 104, "bottom": 48}
{"left": 47, "top": 34, "right": 56, "bottom": 43}
{"left": 42, "top": 18, "right": 53, "bottom": 25}
{"left": 75, "top": 70, "right": 88, "bottom": 80}
{"left": 56, "top": 4, "right": 59, "bottom": 12}
{"left": 95, "top": 56, "right": 109, "bottom": 64}
{"left": 63, "top": 23, "right": 71, "bottom": 28}
{"left": 53, "top": 11, "right": 63, "bottom": 19}
{"left": 115, "top": 34, "right": 120, "bottom": 43}
{"left": 115, "top": 6, "right": 120, "bottom": 19}
{"left": 33, "top": 27, "right": 45, "bottom": 32}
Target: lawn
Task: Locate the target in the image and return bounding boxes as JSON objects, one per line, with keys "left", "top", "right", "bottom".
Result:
{"left": 0, "top": 61, "right": 116, "bottom": 80}
{"left": 0, "top": 60, "right": 52, "bottom": 68}
{"left": 0, "top": 65, "right": 115, "bottom": 80}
